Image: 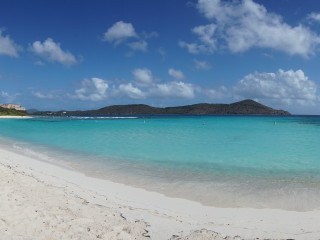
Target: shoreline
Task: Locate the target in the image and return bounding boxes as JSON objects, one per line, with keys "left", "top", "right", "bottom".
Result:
{"left": 5, "top": 132, "right": 320, "bottom": 212}
{"left": 1, "top": 146, "right": 320, "bottom": 239}
{"left": 0, "top": 116, "right": 33, "bottom": 119}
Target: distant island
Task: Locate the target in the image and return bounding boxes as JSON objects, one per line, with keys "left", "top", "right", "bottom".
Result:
{"left": 34, "top": 99, "right": 290, "bottom": 116}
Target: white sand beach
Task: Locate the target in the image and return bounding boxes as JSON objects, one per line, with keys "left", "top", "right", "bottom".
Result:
{"left": 1, "top": 146, "right": 320, "bottom": 240}
{"left": 0, "top": 116, "right": 33, "bottom": 119}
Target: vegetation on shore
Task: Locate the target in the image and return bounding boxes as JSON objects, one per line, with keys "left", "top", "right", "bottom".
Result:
{"left": 0, "top": 107, "right": 28, "bottom": 116}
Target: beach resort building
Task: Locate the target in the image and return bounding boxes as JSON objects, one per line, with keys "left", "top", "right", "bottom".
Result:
{"left": 0, "top": 104, "right": 26, "bottom": 111}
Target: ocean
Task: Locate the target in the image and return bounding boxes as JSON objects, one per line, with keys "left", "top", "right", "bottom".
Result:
{"left": 1, "top": 115, "right": 320, "bottom": 211}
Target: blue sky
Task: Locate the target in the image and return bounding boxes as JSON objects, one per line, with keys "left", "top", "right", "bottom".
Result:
{"left": 1, "top": 0, "right": 320, "bottom": 114}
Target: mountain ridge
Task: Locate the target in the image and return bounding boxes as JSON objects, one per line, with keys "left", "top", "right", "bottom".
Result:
{"left": 33, "top": 99, "right": 290, "bottom": 116}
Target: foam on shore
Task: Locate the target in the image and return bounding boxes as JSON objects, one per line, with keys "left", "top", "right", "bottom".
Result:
{"left": 0, "top": 116, "right": 32, "bottom": 119}
{"left": 1, "top": 145, "right": 320, "bottom": 239}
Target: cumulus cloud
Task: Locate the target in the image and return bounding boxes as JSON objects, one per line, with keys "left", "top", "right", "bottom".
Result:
{"left": 179, "top": 41, "right": 209, "bottom": 54}
{"left": 234, "top": 69, "right": 318, "bottom": 105}
{"left": 168, "top": 68, "right": 185, "bottom": 80}
{"left": 193, "top": 24, "right": 216, "bottom": 46}
{"left": 1, "top": 91, "right": 19, "bottom": 102}
{"left": 130, "top": 68, "right": 195, "bottom": 99}
{"left": 113, "top": 80, "right": 196, "bottom": 100}
{"left": 132, "top": 68, "right": 154, "bottom": 87}
{"left": 73, "top": 78, "right": 109, "bottom": 101}
{"left": 141, "top": 31, "right": 159, "bottom": 39}
{"left": 30, "top": 38, "right": 78, "bottom": 66}
{"left": 194, "top": 59, "right": 212, "bottom": 70}
{"left": 62, "top": 68, "right": 196, "bottom": 102}
{"left": 127, "top": 40, "right": 148, "bottom": 52}
{"left": 158, "top": 47, "right": 166, "bottom": 60}
{"left": 32, "top": 92, "right": 56, "bottom": 99}
{"left": 117, "top": 83, "right": 145, "bottom": 99}
{"left": 149, "top": 81, "right": 195, "bottom": 99}
{"left": 34, "top": 61, "right": 45, "bottom": 66}
{"left": 0, "top": 30, "right": 21, "bottom": 57}
{"left": 307, "top": 12, "right": 320, "bottom": 23}
{"left": 181, "top": 0, "right": 320, "bottom": 57}
{"left": 103, "top": 21, "right": 157, "bottom": 53}
{"left": 206, "top": 86, "right": 229, "bottom": 99}
{"left": 202, "top": 69, "right": 318, "bottom": 106}
{"left": 103, "top": 21, "right": 137, "bottom": 44}
{"left": 179, "top": 24, "right": 217, "bottom": 54}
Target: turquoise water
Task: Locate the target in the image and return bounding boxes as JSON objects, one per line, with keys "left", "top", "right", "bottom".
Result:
{"left": 1, "top": 115, "right": 320, "bottom": 210}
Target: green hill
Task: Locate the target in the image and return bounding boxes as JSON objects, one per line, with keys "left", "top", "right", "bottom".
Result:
{"left": 0, "top": 107, "right": 28, "bottom": 116}
{"left": 34, "top": 99, "right": 290, "bottom": 116}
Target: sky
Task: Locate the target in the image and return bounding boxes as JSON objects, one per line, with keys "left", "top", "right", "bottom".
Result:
{"left": 1, "top": 0, "right": 320, "bottom": 114}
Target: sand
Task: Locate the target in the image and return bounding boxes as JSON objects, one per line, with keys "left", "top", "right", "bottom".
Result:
{"left": 1, "top": 146, "right": 320, "bottom": 240}
{"left": 0, "top": 116, "right": 32, "bottom": 119}
{"left": 0, "top": 163, "right": 148, "bottom": 240}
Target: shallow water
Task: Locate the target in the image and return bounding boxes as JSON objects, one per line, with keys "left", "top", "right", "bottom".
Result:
{"left": 1, "top": 115, "right": 320, "bottom": 210}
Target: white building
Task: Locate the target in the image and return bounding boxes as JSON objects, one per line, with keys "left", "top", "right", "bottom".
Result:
{"left": 0, "top": 104, "right": 26, "bottom": 111}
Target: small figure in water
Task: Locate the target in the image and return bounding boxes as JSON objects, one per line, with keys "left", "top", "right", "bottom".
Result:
{"left": 202, "top": 121, "right": 205, "bottom": 125}
{"left": 274, "top": 121, "right": 276, "bottom": 126}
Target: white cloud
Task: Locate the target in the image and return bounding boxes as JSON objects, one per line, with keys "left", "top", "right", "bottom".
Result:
{"left": 32, "top": 92, "right": 56, "bottom": 99}
{"left": 64, "top": 69, "right": 196, "bottom": 102}
{"left": 179, "top": 24, "right": 217, "bottom": 54}
{"left": 34, "top": 61, "right": 45, "bottom": 66}
{"left": 194, "top": 59, "right": 212, "bottom": 70}
{"left": 131, "top": 68, "right": 195, "bottom": 99}
{"left": 202, "top": 69, "right": 319, "bottom": 106}
{"left": 141, "top": 31, "right": 159, "bottom": 39}
{"left": 117, "top": 83, "right": 145, "bottom": 99}
{"left": 179, "top": 41, "right": 209, "bottom": 54}
{"left": 103, "top": 21, "right": 137, "bottom": 44}
{"left": 158, "top": 47, "right": 166, "bottom": 60}
{"left": 1, "top": 91, "right": 19, "bottom": 102}
{"left": 206, "top": 86, "right": 229, "bottom": 99}
{"left": 127, "top": 40, "right": 148, "bottom": 52}
{"left": 186, "top": 0, "right": 320, "bottom": 57}
{"left": 112, "top": 80, "right": 196, "bottom": 100}
{"left": 194, "top": 24, "right": 217, "bottom": 50}
{"left": 0, "top": 30, "right": 21, "bottom": 57}
{"left": 103, "top": 21, "right": 155, "bottom": 53}
{"left": 132, "top": 68, "right": 154, "bottom": 87}
{"left": 30, "top": 38, "right": 78, "bottom": 66}
{"left": 307, "top": 12, "right": 320, "bottom": 23}
{"left": 234, "top": 69, "right": 318, "bottom": 105}
{"left": 168, "top": 68, "right": 185, "bottom": 80}
{"left": 73, "top": 78, "right": 109, "bottom": 101}
{"left": 149, "top": 81, "right": 195, "bottom": 99}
